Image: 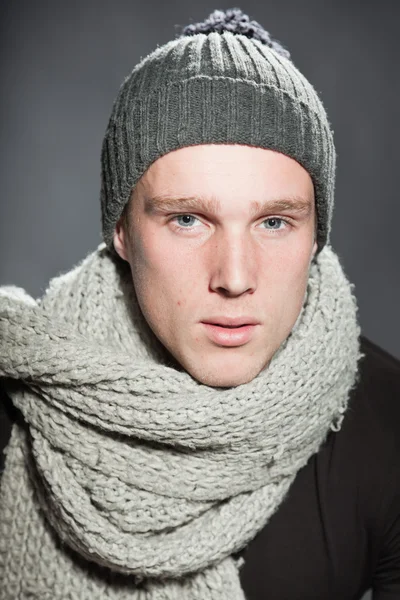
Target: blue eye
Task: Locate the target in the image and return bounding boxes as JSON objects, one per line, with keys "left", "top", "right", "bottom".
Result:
{"left": 174, "top": 215, "right": 200, "bottom": 228}
{"left": 263, "top": 217, "right": 285, "bottom": 230}
{"left": 170, "top": 214, "right": 290, "bottom": 233}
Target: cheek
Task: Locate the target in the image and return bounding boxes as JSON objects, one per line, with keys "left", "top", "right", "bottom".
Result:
{"left": 147, "top": 243, "right": 191, "bottom": 282}
{"left": 263, "top": 246, "right": 312, "bottom": 307}
{"left": 130, "top": 233, "right": 198, "bottom": 303}
{"left": 285, "top": 259, "right": 312, "bottom": 312}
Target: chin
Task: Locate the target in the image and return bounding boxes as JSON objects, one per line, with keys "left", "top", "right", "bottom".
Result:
{"left": 186, "top": 357, "right": 268, "bottom": 388}
{"left": 199, "top": 372, "right": 259, "bottom": 388}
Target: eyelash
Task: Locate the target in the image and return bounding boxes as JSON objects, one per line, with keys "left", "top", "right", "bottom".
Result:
{"left": 169, "top": 214, "right": 292, "bottom": 234}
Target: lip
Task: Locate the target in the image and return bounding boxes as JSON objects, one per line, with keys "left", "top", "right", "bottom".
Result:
{"left": 202, "top": 323, "right": 258, "bottom": 347}
{"left": 202, "top": 316, "right": 260, "bottom": 327}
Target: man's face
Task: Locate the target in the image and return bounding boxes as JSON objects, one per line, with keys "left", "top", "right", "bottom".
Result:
{"left": 114, "top": 144, "right": 317, "bottom": 388}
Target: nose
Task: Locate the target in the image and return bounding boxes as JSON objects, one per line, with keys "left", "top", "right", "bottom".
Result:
{"left": 208, "top": 233, "right": 256, "bottom": 297}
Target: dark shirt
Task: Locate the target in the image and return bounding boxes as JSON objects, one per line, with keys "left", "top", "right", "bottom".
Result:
{"left": 238, "top": 336, "right": 400, "bottom": 599}
{"left": 1, "top": 335, "right": 399, "bottom": 599}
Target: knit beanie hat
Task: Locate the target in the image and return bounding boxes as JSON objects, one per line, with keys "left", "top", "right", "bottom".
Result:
{"left": 100, "top": 8, "right": 336, "bottom": 256}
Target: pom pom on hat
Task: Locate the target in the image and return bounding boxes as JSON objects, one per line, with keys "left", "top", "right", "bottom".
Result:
{"left": 178, "top": 7, "right": 291, "bottom": 59}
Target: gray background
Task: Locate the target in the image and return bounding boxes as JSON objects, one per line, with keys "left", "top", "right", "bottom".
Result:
{"left": 1, "top": 1, "right": 399, "bottom": 596}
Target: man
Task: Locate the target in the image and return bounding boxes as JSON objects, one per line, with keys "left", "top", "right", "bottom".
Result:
{"left": 0, "top": 7, "right": 399, "bottom": 600}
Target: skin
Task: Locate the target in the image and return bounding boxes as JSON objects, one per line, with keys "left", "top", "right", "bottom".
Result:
{"left": 114, "top": 144, "right": 317, "bottom": 388}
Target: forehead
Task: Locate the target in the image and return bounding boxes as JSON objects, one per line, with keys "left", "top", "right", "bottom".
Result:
{"left": 136, "top": 144, "right": 315, "bottom": 211}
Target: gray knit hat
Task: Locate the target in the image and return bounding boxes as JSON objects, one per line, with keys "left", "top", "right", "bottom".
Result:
{"left": 100, "top": 8, "right": 336, "bottom": 255}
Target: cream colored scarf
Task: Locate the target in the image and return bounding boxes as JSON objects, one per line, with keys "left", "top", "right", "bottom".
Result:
{"left": 0, "top": 243, "right": 363, "bottom": 599}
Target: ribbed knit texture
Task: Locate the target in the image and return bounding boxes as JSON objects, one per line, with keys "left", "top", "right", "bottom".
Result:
{"left": 100, "top": 31, "right": 336, "bottom": 255}
{"left": 0, "top": 244, "right": 363, "bottom": 599}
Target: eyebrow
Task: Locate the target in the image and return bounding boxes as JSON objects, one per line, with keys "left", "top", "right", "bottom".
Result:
{"left": 143, "top": 193, "right": 313, "bottom": 218}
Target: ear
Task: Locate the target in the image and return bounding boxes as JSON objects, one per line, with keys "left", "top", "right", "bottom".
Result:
{"left": 311, "top": 240, "right": 317, "bottom": 258}
{"left": 113, "top": 217, "right": 129, "bottom": 262}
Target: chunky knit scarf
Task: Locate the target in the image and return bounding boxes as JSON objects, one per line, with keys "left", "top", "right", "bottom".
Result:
{"left": 0, "top": 243, "right": 362, "bottom": 600}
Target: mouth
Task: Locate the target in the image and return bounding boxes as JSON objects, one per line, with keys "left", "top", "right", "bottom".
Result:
{"left": 211, "top": 324, "right": 248, "bottom": 328}
{"left": 201, "top": 322, "right": 258, "bottom": 347}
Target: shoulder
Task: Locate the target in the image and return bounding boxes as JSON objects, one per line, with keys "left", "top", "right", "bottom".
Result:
{"left": 335, "top": 334, "right": 400, "bottom": 490}
{"left": 358, "top": 334, "right": 400, "bottom": 387}
{"left": 325, "top": 334, "right": 400, "bottom": 529}
{"left": 348, "top": 334, "right": 400, "bottom": 452}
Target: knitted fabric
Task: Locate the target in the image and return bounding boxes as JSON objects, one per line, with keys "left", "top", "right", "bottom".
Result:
{"left": 0, "top": 243, "right": 362, "bottom": 599}
{"left": 100, "top": 30, "right": 335, "bottom": 256}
